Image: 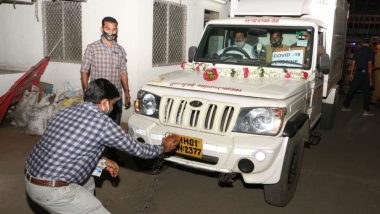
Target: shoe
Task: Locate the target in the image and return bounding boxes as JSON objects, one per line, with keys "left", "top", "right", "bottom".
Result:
{"left": 341, "top": 107, "right": 352, "bottom": 112}
{"left": 363, "top": 111, "right": 375, "bottom": 116}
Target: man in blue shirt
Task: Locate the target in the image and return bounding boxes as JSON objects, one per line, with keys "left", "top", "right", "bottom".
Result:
{"left": 342, "top": 38, "right": 375, "bottom": 116}
{"left": 25, "top": 78, "right": 179, "bottom": 213}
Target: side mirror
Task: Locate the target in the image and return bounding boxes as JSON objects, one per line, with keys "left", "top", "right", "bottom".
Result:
{"left": 188, "top": 46, "right": 197, "bottom": 62}
{"left": 318, "top": 53, "right": 330, "bottom": 74}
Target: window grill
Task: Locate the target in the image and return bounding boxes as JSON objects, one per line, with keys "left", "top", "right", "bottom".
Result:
{"left": 153, "top": 0, "right": 187, "bottom": 66}
{"left": 42, "top": 1, "right": 82, "bottom": 63}
{"left": 347, "top": 14, "right": 380, "bottom": 39}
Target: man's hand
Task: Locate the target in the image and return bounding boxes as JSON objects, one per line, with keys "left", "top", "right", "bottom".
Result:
{"left": 120, "top": 73, "right": 130, "bottom": 109}
{"left": 80, "top": 71, "right": 89, "bottom": 91}
{"left": 162, "top": 134, "right": 180, "bottom": 153}
{"left": 105, "top": 159, "right": 119, "bottom": 177}
{"left": 124, "top": 92, "right": 131, "bottom": 109}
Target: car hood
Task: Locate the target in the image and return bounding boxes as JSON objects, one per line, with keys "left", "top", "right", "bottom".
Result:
{"left": 147, "top": 70, "right": 308, "bottom": 100}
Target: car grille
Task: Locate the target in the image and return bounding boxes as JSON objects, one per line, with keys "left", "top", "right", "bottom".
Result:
{"left": 160, "top": 96, "right": 236, "bottom": 134}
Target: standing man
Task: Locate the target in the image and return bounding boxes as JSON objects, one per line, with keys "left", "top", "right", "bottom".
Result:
{"left": 25, "top": 79, "right": 180, "bottom": 213}
{"left": 81, "top": 16, "right": 130, "bottom": 124}
{"left": 81, "top": 16, "right": 130, "bottom": 164}
{"left": 342, "top": 38, "right": 375, "bottom": 116}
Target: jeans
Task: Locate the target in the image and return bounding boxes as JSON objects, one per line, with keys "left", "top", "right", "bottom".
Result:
{"left": 26, "top": 176, "right": 110, "bottom": 214}
{"left": 103, "top": 99, "right": 124, "bottom": 162}
{"left": 344, "top": 70, "right": 371, "bottom": 111}
{"left": 108, "top": 99, "right": 122, "bottom": 125}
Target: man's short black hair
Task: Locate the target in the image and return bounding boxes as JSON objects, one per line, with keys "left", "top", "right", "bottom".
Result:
{"left": 84, "top": 78, "right": 120, "bottom": 104}
{"left": 233, "top": 30, "right": 247, "bottom": 38}
{"left": 102, "top": 16, "right": 118, "bottom": 27}
{"left": 270, "top": 31, "right": 283, "bottom": 37}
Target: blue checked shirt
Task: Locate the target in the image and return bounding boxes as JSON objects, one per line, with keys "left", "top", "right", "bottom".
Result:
{"left": 26, "top": 102, "right": 163, "bottom": 184}
{"left": 80, "top": 38, "right": 127, "bottom": 96}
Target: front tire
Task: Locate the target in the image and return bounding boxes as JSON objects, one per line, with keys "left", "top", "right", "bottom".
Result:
{"left": 264, "top": 129, "right": 305, "bottom": 207}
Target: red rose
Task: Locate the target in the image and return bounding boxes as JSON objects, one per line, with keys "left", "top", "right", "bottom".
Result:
{"left": 180, "top": 61, "right": 187, "bottom": 69}
{"left": 302, "top": 71, "right": 309, "bottom": 79}
{"left": 203, "top": 68, "right": 219, "bottom": 81}
{"left": 243, "top": 67, "right": 249, "bottom": 78}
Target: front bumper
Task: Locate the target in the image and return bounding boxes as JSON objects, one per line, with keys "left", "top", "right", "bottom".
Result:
{"left": 128, "top": 114, "right": 289, "bottom": 184}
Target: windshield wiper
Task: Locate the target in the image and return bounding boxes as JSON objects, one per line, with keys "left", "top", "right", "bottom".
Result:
{"left": 197, "top": 57, "right": 264, "bottom": 66}
{"left": 237, "top": 58, "right": 264, "bottom": 66}
{"left": 195, "top": 58, "right": 219, "bottom": 64}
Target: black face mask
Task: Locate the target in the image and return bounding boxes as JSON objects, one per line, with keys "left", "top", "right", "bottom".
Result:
{"left": 102, "top": 31, "right": 117, "bottom": 41}
{"left": 271, "top": 39, "right": 282, "bottom": 48}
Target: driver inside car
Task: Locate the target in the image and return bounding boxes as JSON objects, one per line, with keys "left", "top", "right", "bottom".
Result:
{"left": 216, "top": 31, "right": 264, "bottom": 60}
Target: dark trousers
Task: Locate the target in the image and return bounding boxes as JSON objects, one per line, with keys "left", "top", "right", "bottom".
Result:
{"left": 109, "top": 99, "right": 122, "bottom": 125}
{"left": 344, "top": 70, "right": 371, "bottom": 111}
{"left": 104, "top": 99, "right": 123, "bottom": 161}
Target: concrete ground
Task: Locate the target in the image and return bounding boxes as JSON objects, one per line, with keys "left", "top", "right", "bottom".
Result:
{"left": 0, "top": 93, "right": 379, "bottom": 214}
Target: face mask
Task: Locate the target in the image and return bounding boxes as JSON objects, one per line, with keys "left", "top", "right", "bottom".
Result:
{"left": 271, "top": 39, "right": 282, "bottom": 48}
{"left": 102, "top": 31, "right": 117, "bottom": 41}
{"left": 235, "top": 41, "right": 245, "bottom": 48}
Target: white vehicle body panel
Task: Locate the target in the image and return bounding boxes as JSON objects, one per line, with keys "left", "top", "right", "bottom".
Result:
{"left": 128, "top": 0, "right": 348, "bottom": 185}
{"left": 148, "top": 70, "right": 309, "bottom": 100}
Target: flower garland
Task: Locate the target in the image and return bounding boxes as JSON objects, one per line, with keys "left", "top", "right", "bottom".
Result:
{"left": 180, "top": 61, "right": 310, "bottom": 81}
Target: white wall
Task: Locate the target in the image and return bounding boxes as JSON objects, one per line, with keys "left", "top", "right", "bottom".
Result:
{"left": 0, "top": 0, "right": 229, "bottom": 122}
{"left": 0, "top": 4, "right": 44, "bottom": 71}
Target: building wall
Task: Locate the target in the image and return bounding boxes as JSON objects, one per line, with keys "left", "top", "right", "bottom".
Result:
{"left": 0, "top": 4, "right": 44, "bottom": 71}
{"left": 0, "top": 0, "right": 229, "bottom": 122}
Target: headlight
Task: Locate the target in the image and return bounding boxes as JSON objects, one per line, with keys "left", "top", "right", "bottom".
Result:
{"left": 232, "top": 107, "right": 286, "bottom": 135}
{"left": 134, "top": 90, "right": 160, "bottom": 118}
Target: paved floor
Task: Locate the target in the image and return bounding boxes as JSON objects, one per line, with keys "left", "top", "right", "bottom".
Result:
{"left": 0, "top": 93, "right": 379, "bottom": 214}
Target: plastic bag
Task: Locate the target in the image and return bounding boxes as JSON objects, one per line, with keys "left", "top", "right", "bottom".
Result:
{"left": 25, "top": 93, "right": 57, "bottom": 135}
{"left": 26, "top": 104, "right": 55, "bottom": 135}
{"left": 63, "top": 81, "right": 83, "bottom": 98}
{"left": 11, "top": 90, "right": 39, "bottom": 127}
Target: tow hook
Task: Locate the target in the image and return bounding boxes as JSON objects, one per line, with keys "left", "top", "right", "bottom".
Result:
{"left": 218, "top": 173, "right": 238, "bottom": 187}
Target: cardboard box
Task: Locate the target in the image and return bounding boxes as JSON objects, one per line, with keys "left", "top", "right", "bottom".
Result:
{"left": 38, "top": 81, "right": 54, "bottom": 102}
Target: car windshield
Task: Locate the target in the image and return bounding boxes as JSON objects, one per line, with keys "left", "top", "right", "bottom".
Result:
{"left": 195, "top": 25, "right": 314, "bottom": 69}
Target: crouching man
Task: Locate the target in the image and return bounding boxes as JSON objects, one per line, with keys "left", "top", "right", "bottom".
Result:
{"left": 25, "top": 78, "right": 179, "bottom": 213}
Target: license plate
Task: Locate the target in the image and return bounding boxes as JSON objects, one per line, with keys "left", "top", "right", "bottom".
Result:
{"left": 175, "top": 134, "right": 203, "bottom": 159}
